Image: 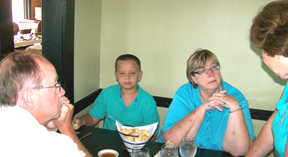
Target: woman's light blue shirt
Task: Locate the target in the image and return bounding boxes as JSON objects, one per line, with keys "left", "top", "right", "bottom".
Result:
{"left": 156, "top": 79, "right": 255, "bottom": 151}
{"left": 272, "top": 82, "right": 288, "bottom": 157}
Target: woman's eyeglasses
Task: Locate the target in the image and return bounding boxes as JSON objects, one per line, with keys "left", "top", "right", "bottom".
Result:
{"left": 191, "top": 64, "right": 220, "bottom": 76}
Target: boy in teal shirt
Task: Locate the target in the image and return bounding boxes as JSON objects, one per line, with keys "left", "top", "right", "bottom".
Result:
{"left": 73, "top": 54, "right": 160, "bottom": 141}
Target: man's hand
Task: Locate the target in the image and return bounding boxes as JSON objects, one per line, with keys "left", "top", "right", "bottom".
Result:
{"left": 52, "top": 103, "right": 74, "bottom": 134}
{"left": 45, "top": 121, "right": 58, "bottom": 132}
{"left": 62, "top": 96, "right": 70, "bottom": 104}
{"left": 52, "top": 98, "right": 93, "bottom": 156}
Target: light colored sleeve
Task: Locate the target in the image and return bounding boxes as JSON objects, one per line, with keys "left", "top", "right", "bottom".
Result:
{"left": 44, "top": 131, "right": 86, "bottom": 157}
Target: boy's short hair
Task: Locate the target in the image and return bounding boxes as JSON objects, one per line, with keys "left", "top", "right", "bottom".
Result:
{"left": 115, "top": 54, "right": 141, "bottom": 71}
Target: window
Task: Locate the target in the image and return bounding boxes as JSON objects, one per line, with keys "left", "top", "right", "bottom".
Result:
{"left": 12, "top": 0, "right": 42, "bottom": 47}
{"left": 11, "top": 0, "right": 25, "bottom": 22}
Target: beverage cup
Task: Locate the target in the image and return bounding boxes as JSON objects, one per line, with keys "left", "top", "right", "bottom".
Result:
{"left": 180, "top": 136, "right": 197, "bottom": 157}
{"left": 97, "top": 149, "right": 119, "bottom": 157}
{"left": 131, "top": 146, "right": 150, "bottom": 157}
{"left": 160, "top": 144, "right": 178, "bottom": 157}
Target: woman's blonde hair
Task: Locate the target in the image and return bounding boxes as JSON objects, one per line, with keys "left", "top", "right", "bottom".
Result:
{"left": 186, "top": 49, "right": 220, "bottom": 88}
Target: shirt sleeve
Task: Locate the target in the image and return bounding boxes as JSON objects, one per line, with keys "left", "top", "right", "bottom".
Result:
{"left": 225, "top": 81, "right": 256, "bottom": 141}
{"left": 234, "top": 91, "right": 256, "bottom": 140}
{"left": 89, "top": 89, "right": 107, "bottom": 119}
{"left": 41, "top": 131, "right": 86, "bottom": 157}
{"left": 162, "top": 85, "right": 194, "bottom": 133}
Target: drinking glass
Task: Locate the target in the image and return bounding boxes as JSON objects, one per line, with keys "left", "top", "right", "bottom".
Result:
{"left": 131, "top": 146, "right": 150, "bottom": 157}
{"left": 180, "top": 136, "right": 197, "bottom": 157}
{"left": 160, "top": 144, "right": 178, "bottom": 157}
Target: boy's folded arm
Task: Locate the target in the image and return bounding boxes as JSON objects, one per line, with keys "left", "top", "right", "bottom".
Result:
{"left": 150, "top": 135, "right": 156, "bottom": 142}
{"left": 78, "top": 113, "right": 100, "bottom": 127}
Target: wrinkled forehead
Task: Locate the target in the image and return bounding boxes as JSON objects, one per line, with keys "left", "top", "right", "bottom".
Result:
{"left": 195, "top": 58, "right": 218, "bottom": 69}
{"left": 35, "top": 58, "right": 58, "bottom": 81}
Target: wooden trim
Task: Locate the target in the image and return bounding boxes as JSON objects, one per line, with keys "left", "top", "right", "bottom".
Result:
{"left": 249, "top": 108, "right": 273, "bottom": 121}
{"left": 153, "top": 96, "right": 172, "bottom": 108}
{"left": 0, "top": 0, "right": 14, "bottom": 58}
{"left": 42, "top": 0, "right": 75, "bottom": 103}
{"left": 73, "top": 89, "right": 103, "bottom": 115}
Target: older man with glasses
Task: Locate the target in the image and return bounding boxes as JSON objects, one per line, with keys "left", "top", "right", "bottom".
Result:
{"left": 155, "top": 49, "right": 255, "bottom": 157}
{"left": 0, "top": 50, "right": 92, "bottom": 157}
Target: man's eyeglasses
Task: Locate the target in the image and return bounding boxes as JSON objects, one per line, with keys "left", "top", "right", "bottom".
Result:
{"left": 33, "top": 82, "right": 62, "bottom": 92}
{"left": 191, "top": 64, "right": 220, "bottom": 76}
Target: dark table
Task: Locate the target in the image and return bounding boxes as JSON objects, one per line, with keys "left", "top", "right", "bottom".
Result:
{"left": 78, "top": 126, "right": 234, "bottom": 157}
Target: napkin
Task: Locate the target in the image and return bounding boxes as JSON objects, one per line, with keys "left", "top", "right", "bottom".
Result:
{"left": 154, "top": 140, "right": 175, "bottom": 157}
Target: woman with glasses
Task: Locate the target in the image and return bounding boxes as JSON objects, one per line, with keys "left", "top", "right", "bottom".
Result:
{"left": 155, "top": 49, "right": 255, "bottom": 156}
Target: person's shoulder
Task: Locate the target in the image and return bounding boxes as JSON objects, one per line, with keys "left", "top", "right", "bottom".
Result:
{"left": 1, "top": 106, "right": 33, "bottom": 120}
{"left": 223, "top": 80, "right": 240, "bottom": 91}
{"left": 138, "top": 85, "right": 153, "bottom": 98}
{"left": 179, "top": 82, "right": 193, "bottom": 88}
{"left": 44, "top": 132, "right": 85, "bottom": 156}
{"left": 101, "top": 84, "right": 120, "bottom": 94}
{"left": 137, "top": 85, "right": 157, "bottom": 105}
{"left": 96, "top": 84, "right": 121, "bottom": 101}
{"left": 176, "top": 82, "right": 194, "bottom": 93}
{"left": 222, "top": 80, "right": 245, "bottom": 97}
{"left": 137, "top": 86, "right": 157, "bottom": 108}
{"left": 103, "top": 84, "right": 120, "bottom": 90}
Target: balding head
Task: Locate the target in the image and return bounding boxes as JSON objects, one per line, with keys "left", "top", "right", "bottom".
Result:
{"left": 0, "top": 50, "right": 45, "bottom": 106}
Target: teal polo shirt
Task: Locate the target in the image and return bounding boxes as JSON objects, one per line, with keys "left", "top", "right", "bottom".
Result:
{"left": 89, "top": 84, "right": 160, "bottom": 136}
{"left": 272, "top": 82, "right": 288, "bottom": 157}
{"left": 156, "top": 79, "right": 255, "bottom": 151}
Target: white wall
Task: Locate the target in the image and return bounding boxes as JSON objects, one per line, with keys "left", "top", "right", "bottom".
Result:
{"left": 74, "top": 0, "right": 102, "bottom": 102}
{"left": 100, "top": 0, "right": 283, "bottom": 111}
{"left": 74, "top": 0, "right": 284, "bottom": 128}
